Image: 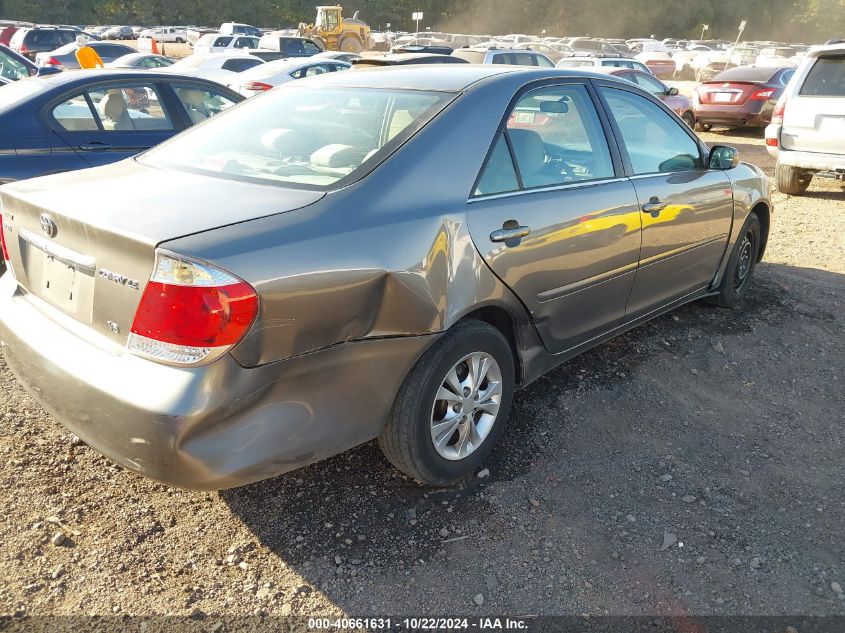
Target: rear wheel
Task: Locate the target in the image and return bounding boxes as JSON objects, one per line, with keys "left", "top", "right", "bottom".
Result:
{"left": 175, "top": 37, "right": 185, "bottom": 43}
{"left": 706, "top": 212, "right": 761, "bottom": 308}
{"left": 378, "top": 320, "right": 515, "bottom": 486}
{"left": 338, "top": 36, "right": 363, "bottom": 53}
{"left": 776, "top": 163, "right": 812, "bottom": 195}
{"left": 682, "top": 112, "right": 695, "bottom": 129}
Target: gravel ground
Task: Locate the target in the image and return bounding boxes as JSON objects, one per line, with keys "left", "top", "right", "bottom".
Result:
{"left": 0, "top": 125, "right": 843, "bottom": 622}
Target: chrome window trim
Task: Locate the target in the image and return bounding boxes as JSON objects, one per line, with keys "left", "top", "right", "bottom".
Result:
{"left": 467, "top": 176, "right": 628, "bottom": 203}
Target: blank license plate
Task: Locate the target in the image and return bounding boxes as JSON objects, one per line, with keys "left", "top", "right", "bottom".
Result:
{"left": 713, "top": 92, "right": 734, "bottom": 103}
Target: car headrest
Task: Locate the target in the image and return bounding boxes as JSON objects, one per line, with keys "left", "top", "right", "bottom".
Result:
{"left": 178, "top": 88, "right": 205, "bottom": 108}
{"left": 103, "top": 92, "right": 128, "bottom": 121}
{"left": 310, "top": 144, "right": 364, "bottom": 169}
{"left": 508, "top": 128, "right": 546, "bottom": 175}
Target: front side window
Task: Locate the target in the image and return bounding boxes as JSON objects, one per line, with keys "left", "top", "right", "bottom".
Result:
{"left": 172, "top": 84, "right": 238, "bottom": 124}
{"left": 221, "top": 58, "right": 262, "bottom": 72}
{"left": 505, "top": 84, "right": 614, "bottom": 188}
{"left": 600, "top": 87, "right": 702, "bottom": 175}
{"left": 143, "top": 87, "right": 452, "bottom": 189}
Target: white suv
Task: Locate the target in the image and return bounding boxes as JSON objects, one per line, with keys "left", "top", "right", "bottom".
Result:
{"left": 765, "top": 43, "right": 845, "bottom": 195}
{"left": 556, "top": 56, "right": 652, "bottom": 74}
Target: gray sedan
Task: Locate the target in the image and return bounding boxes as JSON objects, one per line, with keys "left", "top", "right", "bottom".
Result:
{"left": 0, "top": 66, "right": 771, "bottom": 490}
{"left": 36, "top": 41, "right": 136, "bottom": 69}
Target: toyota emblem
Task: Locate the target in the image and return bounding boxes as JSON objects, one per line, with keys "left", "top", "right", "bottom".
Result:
{"left": 39, "top": 213, "right": 57, "bottom": 238}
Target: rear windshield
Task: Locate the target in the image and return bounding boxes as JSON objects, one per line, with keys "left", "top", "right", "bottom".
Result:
{"left": 142, "top": 86, "right": 453, "bottom": 190}
{"left": 712, "top": 66, "right": 779, "bottom": 82}
{"left": 800, "top": 56, "right": 845, "bottom": 96}
{"left": 451, "top": 50, "right": 485, "bottom": 63}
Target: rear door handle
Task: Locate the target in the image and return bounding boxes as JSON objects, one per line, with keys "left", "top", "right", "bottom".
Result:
{"left": 642, "top": 197, "right": 668, "bottom": 215}
{"left": 490, "top": 226, "right": 531, "bottom": 243}
{"left": 79, "top": 141, "right": 111, "bottom": 152}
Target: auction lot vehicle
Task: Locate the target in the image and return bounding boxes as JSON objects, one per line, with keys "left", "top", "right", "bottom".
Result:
{"left": 693, "top": 65, "right": 796, "bottom": 131}
{"left": 298, "top": 5, "right": 371, "bottom": 53}
{"left": 0, "top": 70, "right": 242, "bottom": 184}
{"left": 0, "top": 67, "right": 771, "bottom": 490}
{"left": 557, "top": 56, "right": 652, "bottom": 74}
{"left": 765, "top": 44, "right": 845, "bottom": 194}
{"left": 140, "top": 26, "right": 187, "bottom": 43}
{"left": 193, "top": 33, "right": 259, "bottom": 56}
{"left": 9, "top": 26, "right": 79, "bottom": 60}
{"left": 228, "top": 58, "right": 350, "bottom": 96}
{"left": 451, "top": 48, "right": 554, "bottom": 67}
{"left": 0, "top": 43, "right": 38, "bottom": 81}
{"left": 257, "top": 34, "right": 323, "bottom": 57}
{"left": 35, "top": 40, "right": 136, "bottom": 69}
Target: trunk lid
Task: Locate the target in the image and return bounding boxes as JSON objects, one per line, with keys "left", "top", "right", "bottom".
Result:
{"left": 697, "top": 81, "right": 766, "bottom": 106}
{"left": 0, "top": 159, "right": 324, "bottom": 347}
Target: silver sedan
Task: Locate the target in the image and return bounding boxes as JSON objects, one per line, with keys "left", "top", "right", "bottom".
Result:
{"left": 0, "top": 66, "right": 771, "bottom": 490}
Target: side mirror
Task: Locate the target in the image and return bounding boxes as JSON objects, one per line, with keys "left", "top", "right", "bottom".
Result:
{"left": 709, "top": 145, "right": 740, "bottom": 170}
{"left": 666, "top": 86, "right": 679, "bottom": 96}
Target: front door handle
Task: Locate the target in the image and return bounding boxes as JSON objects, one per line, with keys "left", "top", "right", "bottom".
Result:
{"left": 79, "top": 141, "right": 111, "bottom": 152}
{"left": 642, "top": 197, "right": 668, "bottom": 216}
{"left": 490, "top": 226, "right": 531, "bottom": 243}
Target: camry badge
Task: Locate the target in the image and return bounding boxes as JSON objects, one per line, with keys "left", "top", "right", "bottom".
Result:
{"left": 39, "top": 214, "right": 57, "bottom": 238}
{"left": 98, "top": 269, "right": 140, "bottom": 290}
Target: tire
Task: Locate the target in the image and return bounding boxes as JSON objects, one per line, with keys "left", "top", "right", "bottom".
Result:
{"left": 706, "top": 212, "right": 762, "bottom": 308}
{"left": 682, "top": 112, "right": 695, "bottom": 129}
{"left": 338, "top": 36, "right": 363, "bottom": 53}
{"left": 378, "top": 320, "right": 515, "bottom": 486}
{"left": 776, "top": 163, "right": 812, "bottom": 195}
{"left": 175, "top": 37, "right": 185, "bottom": 43}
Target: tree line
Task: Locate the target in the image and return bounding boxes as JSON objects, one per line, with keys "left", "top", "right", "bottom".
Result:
{"left": 1, "top": 0, "right": 843, "bottom": 42}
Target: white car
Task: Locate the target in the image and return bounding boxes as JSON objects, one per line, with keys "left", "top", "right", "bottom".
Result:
{"left": 139, "top": 26, "right": 187, "bottom": 43}
{"left": 194, "top": 33, "right": 259, "bottom": 56}
{"left": 163, "top": 52, "right": 265, "bottom": 85}
{"left": 755, "top": 46, "right": 799, "bottom": 68}
{"left": 765, "top": 43, "right": 845, "bottom": 195}
{"left": 556, "top": 56, "right": 652, "bottom": 74}
{"left": 228, "top": 58, "right": 351, "bottom": 97}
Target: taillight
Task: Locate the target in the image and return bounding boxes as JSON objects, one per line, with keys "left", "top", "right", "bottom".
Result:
{"left": 244, "top": 81, "right": 273, "bottom": 92}
{"left": 44, "top": 57, "right": 63, "bottom": 67}
{"left": 0, "top": 212, "right": 10, "bottom": 262}
{"left": 771, "top": 95, "right": 787, "bottom": 124}
{"left": 18, "top": 44, "right": 28, "bottom": 54}
{"left": 128, "top": 253, "right": 259, "bottom": 366}
{"left": 749, "top": 88, "right": 776, "bottom": 101}
{"left": 766, "top": 137, "right": 779, "bottom": 147}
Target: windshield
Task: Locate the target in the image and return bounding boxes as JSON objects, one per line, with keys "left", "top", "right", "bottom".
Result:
{"left": 0, "top": 50, "right": 30, "bottom": 80}
{"left": 142, "top": 86, "right": 453, "bottom": 190}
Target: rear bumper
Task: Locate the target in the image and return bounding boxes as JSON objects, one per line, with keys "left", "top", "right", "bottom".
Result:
{"left": 765, "top": 126, "right": 845, "bottom": 171}
{"left": 693, "top": 102, "right": 771, "bottom": 127}
{"left": 0, "top": 274, "right": 433, "bottom": 490}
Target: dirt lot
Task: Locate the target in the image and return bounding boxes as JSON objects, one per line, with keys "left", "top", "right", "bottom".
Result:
{"left": 0, "top": 118, "right": 843, "bottom": 623}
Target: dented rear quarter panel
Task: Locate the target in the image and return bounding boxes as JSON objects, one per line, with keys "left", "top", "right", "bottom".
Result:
{"left": 163, "top": 75, "right": 538, "bottom": 368}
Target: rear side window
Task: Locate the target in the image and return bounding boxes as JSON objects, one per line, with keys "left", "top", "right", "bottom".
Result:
{"left": 29, "top": 30, "right": 57, "bottom": 48}
{"left": 215, "top": 37, "right": 233, "bottom": 47}
{"left": 474, "top": 133, "right": 519, "bottom": 196}
{"left": 52, "top": 94, "right": 99, "bottom": 131}
{"left": 221, "top": 58, "right": 262, "bottom": 72}
{"left": 800, "top": 57, "right": 845, "bottom": 96}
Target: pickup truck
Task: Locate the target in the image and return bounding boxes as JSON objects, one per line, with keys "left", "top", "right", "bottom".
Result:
{"left": 139, "top": 26, "right": 187, "bottom": 43}
{"left": 187, "top": 27, "right": 217, "bottom": 47}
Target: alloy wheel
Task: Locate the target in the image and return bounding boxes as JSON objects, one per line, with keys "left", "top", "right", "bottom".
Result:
{"left": 430, "top": 352, "right": 503, "bottom": 461}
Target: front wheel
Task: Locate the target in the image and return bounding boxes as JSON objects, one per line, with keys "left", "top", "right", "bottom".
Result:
{"left": 706, "top": 212, "right": 761, "bottom": 308}
{"left": 378, "top": 320, "right": 515, "bottom": 485}
{"left": 339, "top": 36, "right": 363, "bottom": 53}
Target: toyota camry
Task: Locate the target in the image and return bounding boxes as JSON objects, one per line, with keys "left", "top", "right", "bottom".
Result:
{"left": 0, "top": 66, "right": 771, "bottom": 489}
